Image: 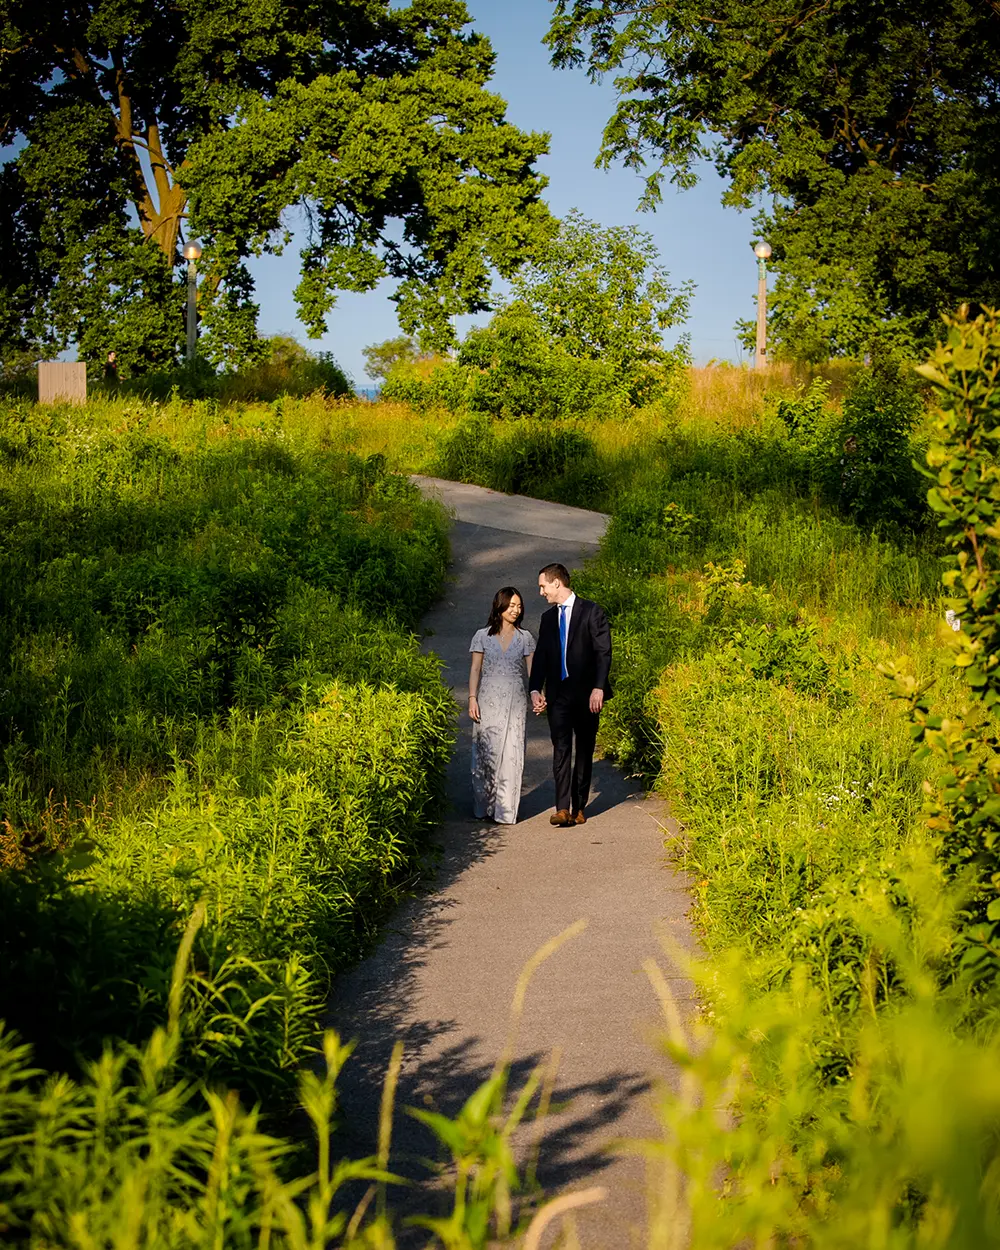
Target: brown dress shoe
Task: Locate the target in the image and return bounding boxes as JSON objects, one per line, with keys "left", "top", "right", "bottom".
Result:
{"left": 550, "top": 809, "right": 572, "bottom": 827}
{"left": 573, "top": 809, "right": 586, "bottom": 825}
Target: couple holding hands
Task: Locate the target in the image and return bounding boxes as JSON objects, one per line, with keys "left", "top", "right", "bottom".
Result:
{"left": 467, "top": 562, "right": 612, "bottom": 828}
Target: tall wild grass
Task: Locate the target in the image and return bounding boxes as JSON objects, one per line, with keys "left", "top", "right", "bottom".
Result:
{"left": 6, "top": 347, "right": 998, "bottom": 1246}
{"left": 0, "top": 396, "right": 453, "bottom": 1104}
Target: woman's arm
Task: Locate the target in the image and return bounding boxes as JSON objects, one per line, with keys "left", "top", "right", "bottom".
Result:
{"left": 468, "top": 650, "right": 484, "bottom": 722}
{"left": 529, "top": 625, "right": 547, "bottom": 714}
{"left": 529, "top": 619, "right": 548, "bottom": 695}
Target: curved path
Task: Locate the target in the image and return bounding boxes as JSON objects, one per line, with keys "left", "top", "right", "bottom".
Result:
{"left": 327, "top": 478, "right": 693, "bottom": 1248}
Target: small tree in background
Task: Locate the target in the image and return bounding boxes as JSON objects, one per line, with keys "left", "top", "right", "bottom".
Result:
{"left": 362, "top": 336, "right": 431, "bottom": 381}
{"left": 507, "top": 209, "right": 692, "bottom": 387}
{"left": 457, "top": 210, "right": 692, "bottom": 416}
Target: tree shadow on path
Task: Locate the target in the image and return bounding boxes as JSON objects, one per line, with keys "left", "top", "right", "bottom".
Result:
{"left": 325, "top": 513, "right": 686, "bottom": 1243}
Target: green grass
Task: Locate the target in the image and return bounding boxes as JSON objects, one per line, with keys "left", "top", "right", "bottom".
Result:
{"left": 5, "top": 369, "right": 998, "bottom": 1247}
{"left": 0, "top": 396, "right": 454, "bottom": 1104}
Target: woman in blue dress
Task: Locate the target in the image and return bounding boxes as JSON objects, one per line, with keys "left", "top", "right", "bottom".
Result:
{"left": 467, "top": 587, "right": 536, "bottom": 824}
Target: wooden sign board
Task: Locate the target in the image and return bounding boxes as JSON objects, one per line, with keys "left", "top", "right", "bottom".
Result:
{"left": 38, "top": 361, "right": 87, "bottom": 406}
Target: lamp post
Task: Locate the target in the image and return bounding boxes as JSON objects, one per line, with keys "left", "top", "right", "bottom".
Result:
{"left": 182, "top": 240, "right": 202, "bottom": 362}
{"left": 752, "top": 240, "right": 772, "bottom": 370}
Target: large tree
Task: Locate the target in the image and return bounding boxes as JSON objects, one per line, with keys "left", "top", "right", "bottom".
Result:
{"left": 546, "top": 0, "right": 1000, "bottom": 359}
{"left": 0, "top": 0, "right": 554, "bottom": 373}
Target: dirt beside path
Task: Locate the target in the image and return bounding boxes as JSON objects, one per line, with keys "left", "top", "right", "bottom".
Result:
{"left": 326, "top": 479, "right": 694, "bottom": 1248}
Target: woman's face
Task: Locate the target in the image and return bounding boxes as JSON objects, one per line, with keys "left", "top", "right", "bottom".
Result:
{"left": 502, "top": 594, "right": 522, "bottom": 625}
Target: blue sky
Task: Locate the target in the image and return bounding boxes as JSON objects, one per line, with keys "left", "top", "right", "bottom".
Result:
{"left": 246, "top": 0, "right": 763, "bottom": 384}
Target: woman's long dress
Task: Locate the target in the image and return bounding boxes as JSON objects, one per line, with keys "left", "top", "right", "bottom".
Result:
{"left": 469, "top": 627, "right": 535, "bottom": 824}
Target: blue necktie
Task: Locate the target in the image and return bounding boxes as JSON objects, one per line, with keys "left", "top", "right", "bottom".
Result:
{"left": 559, "top": 604, "right": 569, "bottom": 680}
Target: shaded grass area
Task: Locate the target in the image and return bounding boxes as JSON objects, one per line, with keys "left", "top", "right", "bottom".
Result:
{"left": 0, "top": 397, "right": 453, "bottom": 1105}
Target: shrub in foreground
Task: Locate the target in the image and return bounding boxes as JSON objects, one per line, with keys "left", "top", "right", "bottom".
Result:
{"left": 0, "top": 407, "right": 452, "bottom": 1102}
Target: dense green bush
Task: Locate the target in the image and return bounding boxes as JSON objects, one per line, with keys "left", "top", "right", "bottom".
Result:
{"left": 218, "top": 336, "right": 353, "bottom": 403}
{"left": 458, "top": 303, "right": 637, "bottom": 418}
{"left": 95, "top": 336, "right": 353, "bottom": 402}
{"left": 380, "top": 357, "right": 472, "bottom": 413}
{"left": 773, "top": 352, "right": 926, "bottom": 529}
{"left": 433, "top": 414, "right": 607, "bottom": 501}
{"left": 0, "top": 401, "right": 452, "bottom": 1103}
{"left": 575, "top": 313, "right": 1000, "bottom": 1244}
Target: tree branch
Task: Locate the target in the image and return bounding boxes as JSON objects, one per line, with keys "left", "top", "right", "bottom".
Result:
{"left": 147, "top": 123, "right": 173, "bottom": 205}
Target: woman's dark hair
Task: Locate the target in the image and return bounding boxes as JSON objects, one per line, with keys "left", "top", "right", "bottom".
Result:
{"left": 486, "top": 586, "right": 524, "bottom": 635}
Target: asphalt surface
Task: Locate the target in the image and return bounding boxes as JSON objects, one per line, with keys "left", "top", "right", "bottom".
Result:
{"left": 326, "top": 478, "right": 694, "bottom": 1248}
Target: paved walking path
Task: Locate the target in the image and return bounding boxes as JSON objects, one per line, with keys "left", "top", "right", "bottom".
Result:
{"left": 327, "top": 478, "right": 693, "bottom": 1248}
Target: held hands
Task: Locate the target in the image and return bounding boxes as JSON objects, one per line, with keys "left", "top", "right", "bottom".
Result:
{"left": 529, "top": 690, "right": 601, "bottom": 713}
{"left": 468, "top": 695, "right": 481, "bottom": 723}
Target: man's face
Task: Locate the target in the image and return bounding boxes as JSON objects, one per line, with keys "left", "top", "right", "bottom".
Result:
{"left": 538, "top": 574, "right": 563, "bottom": 605}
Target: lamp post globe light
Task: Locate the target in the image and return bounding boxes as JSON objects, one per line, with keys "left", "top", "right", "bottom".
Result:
{"left": 752, "top": 240, "right": 771, "bottom": 370}
{"left": 182, "top": 240, "right": 202, "bottom": 362}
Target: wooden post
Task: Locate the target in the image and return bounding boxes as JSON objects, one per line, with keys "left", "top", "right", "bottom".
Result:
{"left": 38, "top": 361, "right": 87, "bottom": 406}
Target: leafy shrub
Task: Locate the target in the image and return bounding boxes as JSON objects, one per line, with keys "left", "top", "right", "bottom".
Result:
{"left": 774, "top": 352, "right": 926, "bottom": 529}
{"left": 891, "top": 306, "right": 1000, "bottom": 983}
{"left": 458, "top": 302, "right": 627, "bottom": 418}
{"left": 434, "top": 414, "right": 605, "bottom": 501}
{"left": 112, "top": 336, "right": 352, "bottom": 402}
{"left": 379, "top": 355, "right": 472, "bottom": 413}
{"left": 220, "top": 335, "right": 352, "bottom": 402}
{"left": 771, "top": 376, "right": 834, "bottom": 443}
{"left": 0, "top": 402, "right": 452, "bottom": 1102}
{"left": 0, "top": 912, "right": 550, "bottom": 1249}
{"left": 820, "top": 348, "right": 925, "bottom": 529}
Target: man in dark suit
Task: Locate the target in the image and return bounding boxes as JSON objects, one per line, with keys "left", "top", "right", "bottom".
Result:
{"left": 529, "top": 562, "right": 612, "bottom": 827}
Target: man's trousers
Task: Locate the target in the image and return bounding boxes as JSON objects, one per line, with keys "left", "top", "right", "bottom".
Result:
{"left": 547, "top": 690, "right": 600, "bottom": 814}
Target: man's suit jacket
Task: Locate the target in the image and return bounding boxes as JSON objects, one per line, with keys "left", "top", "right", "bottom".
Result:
{"left": 529, "top": 597, "right": 613, "bottom": 701}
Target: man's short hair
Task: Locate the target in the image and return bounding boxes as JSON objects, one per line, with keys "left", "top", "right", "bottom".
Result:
{"left": 539, "top": 562, "right": 571, "bottom": 588}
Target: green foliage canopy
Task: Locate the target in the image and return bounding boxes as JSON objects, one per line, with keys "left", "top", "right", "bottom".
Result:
{"left": 546, "top": 0, "right": 1000, "bottom": 359}
{"left": 504, "top": 207, "right": 692, "bottom": 375}
{"left": 0, "top": 0, "right": 554, "bottom": 374}
{"left": 458, "top": 209, "right": 691, "bottom": 413}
